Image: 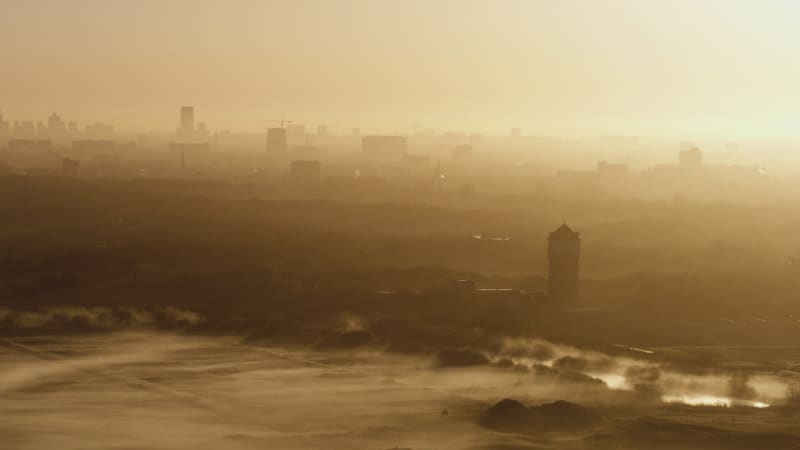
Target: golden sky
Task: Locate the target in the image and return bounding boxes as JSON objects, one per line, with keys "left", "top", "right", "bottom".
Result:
{"left": 2, "top": 0, "right": 800, "bottom": 137}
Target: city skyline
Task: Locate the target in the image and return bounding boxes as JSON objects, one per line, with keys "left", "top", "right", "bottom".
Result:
{"left": 5, "top": 3, "right": 800, "bottom": 449}
{"left": 4, "top": 1, "right": 800, "bottom": 137}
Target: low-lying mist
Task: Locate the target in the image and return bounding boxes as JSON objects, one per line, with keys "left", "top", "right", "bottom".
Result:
{"left": 3, "top": 331, "right": 800, "bottom": 450}
{"left": 2, "top": 304, "right": 797, "bottom": 410}
{"left": 4, "top": 175, "right": 800, "bottom": 449}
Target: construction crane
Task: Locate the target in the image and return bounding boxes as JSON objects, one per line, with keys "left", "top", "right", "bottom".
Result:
{"left": 259, "top": 118, "right": 314, "bottom": 146}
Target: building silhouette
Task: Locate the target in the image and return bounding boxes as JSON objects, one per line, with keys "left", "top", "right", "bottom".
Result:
{"left": 267, "top": 127, "right": 288, "bottom": 154}
{"left": 0, "top": 111, "right": 10, "bottom": 142}
{"left": 47, "top": 112, "right": 66, "bottom": 135}
{"left": 547, "top": 222, "right": 580, "bottom": 298}
{"left": 180, "top": 106, "right": 194, "bottom": 135}
{"left": 362, "top": 135, "right": 407, "bottom": 162}
{"left": 679, "top": 146, "right": 703, "bottom": 170}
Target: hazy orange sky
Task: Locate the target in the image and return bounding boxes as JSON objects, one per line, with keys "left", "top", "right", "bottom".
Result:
{"left": 2, "top": 0, "right": 800, "bottom": 137}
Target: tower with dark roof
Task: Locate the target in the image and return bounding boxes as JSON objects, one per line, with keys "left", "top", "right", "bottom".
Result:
{"left": 547, "top": 222, "right": 580, "bottom": 298}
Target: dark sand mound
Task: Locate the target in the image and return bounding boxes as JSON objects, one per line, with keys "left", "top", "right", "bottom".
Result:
{"left": 480, "top": 398, "right": 599, "bottom": 432}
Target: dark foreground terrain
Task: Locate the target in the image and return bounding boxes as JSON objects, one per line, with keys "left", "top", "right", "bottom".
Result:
{"left": 3, "top": 333, "right": 800, "bottom": 450}
{"left": 3, "top": 175, "right": 800, "bottom": 448}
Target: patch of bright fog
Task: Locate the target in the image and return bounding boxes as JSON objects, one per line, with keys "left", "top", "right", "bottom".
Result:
{"left": 496, "top": 337, "right": 786, "bottom": 409}
{"left": 662, "top": 395, "right": 770, "bottom": 409}
{"left": 0, "top": 333, "right": 525, "bottom": 450}
{"left": 0, "top": 333, "right": 791, "bottom": 450}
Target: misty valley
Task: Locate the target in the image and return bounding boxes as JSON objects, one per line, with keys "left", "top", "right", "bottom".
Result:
{"left": 9, "top": 1, "right": 800, "bottom": 448}
{"left": 3, "top": 332, "right": 800, "bottom": 450}
{"left": 2, "top": 172, "right": 800, "bottom": 449}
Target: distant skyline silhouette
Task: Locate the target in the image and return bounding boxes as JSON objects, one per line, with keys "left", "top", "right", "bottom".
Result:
{"left": 3, "top": 1, "right": 800, "bottom": 137}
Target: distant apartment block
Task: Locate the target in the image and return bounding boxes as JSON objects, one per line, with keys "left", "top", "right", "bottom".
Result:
{"left": 267, "top": 128, "right": 288, "bottom": 154}
{"left": 362, "top": 135, "right": 407, "bottom": 162}
{"left": 679, "top": 146, "right": 703, "bottom": 170}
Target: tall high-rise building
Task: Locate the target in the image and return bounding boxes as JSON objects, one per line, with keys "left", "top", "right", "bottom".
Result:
{"left": 266, "top": 127, "right": 288, "bottom": 154}
{"left": 48, "top": 112, "right": 66, "bottom": 134}
{"left": 547, "top": 222, "right": 580, "bottom": 298}
{"left": 0, "top": 110, "right": 9, "bottom": 137}
{"left": 180, "top": 106, "right": 194, "bottom": 134}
